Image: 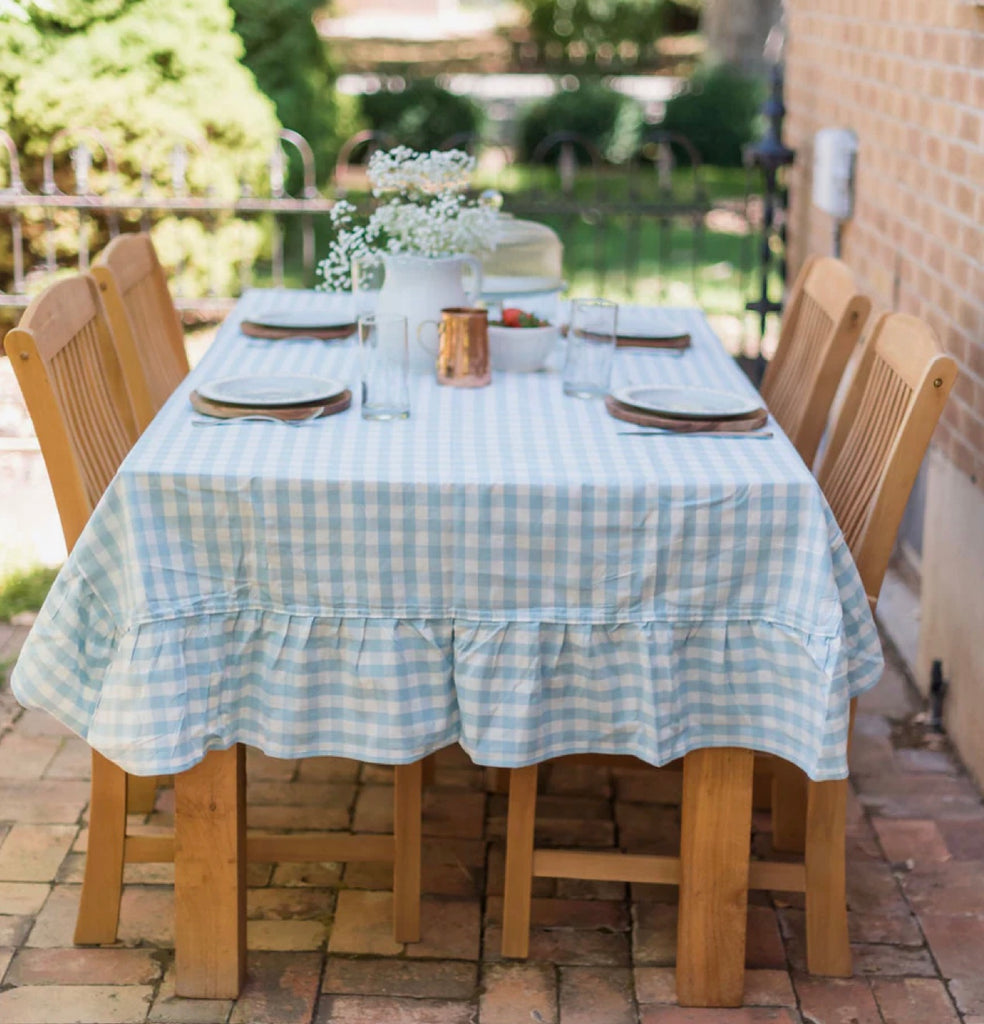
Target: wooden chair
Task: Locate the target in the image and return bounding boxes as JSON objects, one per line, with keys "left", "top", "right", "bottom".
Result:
{"left": 4, "top": 276, "right": 423, "bottom": 953}
{"left": 91, "top": 232, "right": 190, "bottom": 433}
{"left": 760, "top": 256, "right": 871, "bottom": 467}
{"left": 500, "top": 311, "right": 957, "bottom": 1005}
{"left": 5, "top": 273, "right": 146, "bottom": 942}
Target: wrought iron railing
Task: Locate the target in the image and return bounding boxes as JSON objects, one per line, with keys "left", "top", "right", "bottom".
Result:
{"left": 1, "top": 127, "right": 760, "bottom": 345}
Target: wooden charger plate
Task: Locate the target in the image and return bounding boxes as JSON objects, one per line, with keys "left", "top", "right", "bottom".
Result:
{"left": 616, "top": 332, "right": 690, "bottom": 350}
{"left": 564, "top": 326, "right": 691, "bottom": 350}
{"left": 240, "top": 321, "right": 356, "bottom": 341}
{"left": 605, "top": 394, "right": 768, "bottom": 432}
{"left": 190, "top": 388, "right": 352, "bottom": 421}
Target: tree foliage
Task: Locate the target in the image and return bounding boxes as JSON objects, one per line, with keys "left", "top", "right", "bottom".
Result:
{"left": 519, "top": 0, "right": 669, "bottom": 67}
{"left": 518, "top": 80, "right": 644, "bottom": 164}
{"left": 229, "top": 0, "right": 359, "bottom": 187}
{"left": 360, "top": 79, "right": 483, "bottom": 154}
{"left": 0, "top": 0, "right": 280, "bottom": 296}
{"left": 660, "top": 62, "right": 765, "bottom": 166}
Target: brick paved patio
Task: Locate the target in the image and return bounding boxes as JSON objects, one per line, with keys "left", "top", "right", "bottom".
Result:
{"left": 1, "top": 621, "right": 982, "bottom": 1024}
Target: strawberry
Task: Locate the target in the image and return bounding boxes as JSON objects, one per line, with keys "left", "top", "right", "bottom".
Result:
{"left": 498, "top": 308, "right": 549, "bottom": 328}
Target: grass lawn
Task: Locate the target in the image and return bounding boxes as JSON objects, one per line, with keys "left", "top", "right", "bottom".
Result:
{"left": 258, "top": 166, "right": 770, "bottom": 306}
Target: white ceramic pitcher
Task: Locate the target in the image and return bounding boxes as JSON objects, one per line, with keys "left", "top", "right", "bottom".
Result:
{"left": 376, "top": 253, "right": 483, "bottom": 374}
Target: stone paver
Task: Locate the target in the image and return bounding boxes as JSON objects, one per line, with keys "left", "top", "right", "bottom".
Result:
{"left": 1, "top": 629, "right": 983, "bottom": 1022}
{"left": 872, "top": 977, "right": 962, "bottom": 1024}
{"left": 6, "top": 946, "right": 163, "bottom": 986}
{"left": 0, "top": 983, "right": 154, "bottom": 1023}
{"left": 479, "top": 961, "right": 557, "bottom": 1024}
{"left": 0, "top": 824, "right": 77, "bottom": 882}
{"left": 324, "top": 957, "right": 477, "bottom": 999}
{"left": 229, "top": 952, "right": 323, "bottom": 1024}
{"left": 559, "top": 965, "right": 636, "bottom": 1024}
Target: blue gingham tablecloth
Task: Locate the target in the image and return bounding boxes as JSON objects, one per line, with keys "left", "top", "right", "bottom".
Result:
{"left": 11, "top": 289, "right": 883, "bottom": 780}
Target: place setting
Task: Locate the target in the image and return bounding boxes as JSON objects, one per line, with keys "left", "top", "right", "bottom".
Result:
{"left": 606, "top": 384, "right": 771, "bottom": 438}
{"left": 239, "top": 307, "right": 356, "bottom": 341}
{"left": 611, "top": 307, "right": 692, "bottom": 351}
{"left": 189, "top": 374, "right": 351, "bottom": 424}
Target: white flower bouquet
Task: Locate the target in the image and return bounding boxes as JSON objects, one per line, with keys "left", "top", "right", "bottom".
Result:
{"left": 316, "top": 147, "right": 499, "bottom": 291}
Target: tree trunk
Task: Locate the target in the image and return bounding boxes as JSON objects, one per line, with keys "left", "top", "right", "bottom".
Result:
{"left": 702, "top": 0, "right": 783, "bottom": 73}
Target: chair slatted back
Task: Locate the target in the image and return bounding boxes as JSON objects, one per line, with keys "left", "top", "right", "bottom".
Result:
{"left": 3, "top": 274, "right": 138, "bottom": 550}
{"left": 761, "top": 257, "right": 871, "bottom": 467}
{"left": 816, "top": 312, "right": 957, "bottom": 605}
{"left": 92, "top": 233, "right": 189, "bottom": 432}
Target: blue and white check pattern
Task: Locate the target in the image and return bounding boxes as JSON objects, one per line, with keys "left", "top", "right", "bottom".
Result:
{"left": 12, "top": 290, "right": 883, "bottom": 779}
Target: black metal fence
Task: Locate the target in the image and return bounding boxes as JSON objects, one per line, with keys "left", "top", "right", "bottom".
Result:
{"left": 1, "top": 126, "right": 765, "bottom": 348}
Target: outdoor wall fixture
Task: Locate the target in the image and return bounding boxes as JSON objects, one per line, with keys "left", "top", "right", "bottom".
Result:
{"left": 812, "top": 127, "right": 858, "bottom": 258}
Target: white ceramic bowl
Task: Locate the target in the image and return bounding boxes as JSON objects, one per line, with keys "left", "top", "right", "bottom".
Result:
{"left": 488, "top": 324, "right": 559, "bottom": 373}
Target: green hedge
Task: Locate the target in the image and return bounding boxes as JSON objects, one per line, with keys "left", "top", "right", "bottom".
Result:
{"left": 517, "top": 80, "right": 644, "bottom": 164}
{"left": 360, "top": 79, "right": 483, "bottom": 153}
{"left": 659, "top": 63, "right": 765, "bottom": 167}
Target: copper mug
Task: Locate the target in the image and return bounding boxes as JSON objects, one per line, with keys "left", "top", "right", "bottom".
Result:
{"left": 421, "top": 307, "right": 491, "bottom": 388}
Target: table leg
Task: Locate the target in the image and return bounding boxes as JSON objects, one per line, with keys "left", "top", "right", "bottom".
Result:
{"left": 771, "top": 758, "right": 808, "bottom": 852}
{"left": 501, "top": 765, "right": 538, "bottom": 958}
{"left": 126, "top": 773, "right": 161, "bottom": 814}
{"left": 393, "top": 760, "right": 422, "bottom": 942}
{"left": 805, "top": 777, "right": 851, "bottom": 976}
{"left": 174, "top": 745, "right": 246, "bottom": 999}
{"left": 677, "top": 747, "right": 754, "bottom": 1007}
{"left": 74, "top": 751, "right": 127, "bottom": 944}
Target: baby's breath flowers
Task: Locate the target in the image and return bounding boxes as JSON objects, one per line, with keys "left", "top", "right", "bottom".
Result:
{"left": 316, "top": 147, "right": 499, "bottom": 292}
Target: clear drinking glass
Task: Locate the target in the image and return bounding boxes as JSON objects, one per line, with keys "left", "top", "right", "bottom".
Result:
{"left": 563, "top": 298, "right": 618, "bottom": 398}
{"left": 359, "top": 313, "right": 410, "bottom": 421}
{"left": 351, "top": 254, "right": 384, "bottom": 320}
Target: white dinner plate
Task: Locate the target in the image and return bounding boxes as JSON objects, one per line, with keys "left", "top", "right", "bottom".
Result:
{"left": 245, "top": 309, "right": 354, "bottom": 331}
{"left": 482, "top": 275, "right": 564, "bottom": 297}
{"left": 611, "top": 385, "right": 762, "bottom": 420}
{"left": 615, "top": 310, "right": 687, "bottom": 340}
{"left": 197, "top": 375, "right": 347, "bottom": 409}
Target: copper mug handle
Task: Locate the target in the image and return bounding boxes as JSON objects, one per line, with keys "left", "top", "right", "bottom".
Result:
{"left": 419, "top": 307, "right": 490, "bottom": 388}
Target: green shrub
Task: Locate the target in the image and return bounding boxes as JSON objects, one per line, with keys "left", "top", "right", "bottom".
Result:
{"left": 659, "top": 62, "right": 765, "bottom": 167}
{"left": 360, "top": 79, "right": 483, "bottom": 154}
{"left": 517, "top": 80, "right": 644, "bottom": 164}
{"left": 0, "top": 564, "right": 59, "bottom": 622}
{"left": 230, "top": 0, "right": 357, "bottom": 188}
{"left": 0, "top": 0, "right": 280, "bottom": 298}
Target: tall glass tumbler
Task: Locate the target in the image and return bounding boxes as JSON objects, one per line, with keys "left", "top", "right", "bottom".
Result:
{"left": 563, "top": 298, "right": 618, "bottom": 398}
{"left": 359, "top": 313, "right": 410, "bottom": 421}
{"left": 351, "top": 254, "right": 384, "bottom": 320}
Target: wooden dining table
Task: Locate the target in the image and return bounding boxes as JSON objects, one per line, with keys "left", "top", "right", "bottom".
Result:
{"left": 10, "top": 289, "right": 884, "bottom": 1001}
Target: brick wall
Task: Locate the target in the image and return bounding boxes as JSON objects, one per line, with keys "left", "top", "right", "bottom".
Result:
{"left": 784, "top": 0, "right": 984, "bottom": 487}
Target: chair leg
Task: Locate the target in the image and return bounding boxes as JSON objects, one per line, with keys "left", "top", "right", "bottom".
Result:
{"left": 74, "top": 751, "right": 127, "bottom": 945}
{"left": 486, "top": 767, "right": 511, "bottom": 794}
{"left": 420, "top": 753, "right": 436, "bottom": 789}
{"left": 393, "top": 760, "right": 422, "bottom": 943}
{"left": 125, "top": 773, "right": 160, "bottom": 814}
{"left": 501, "top": 765, "right": 538, "bottom": 958}
{"left": 752, "top": 757, "right": 773, "bottom": 811}
{"left": 771, "top": 759, "right": 808, "bottom": 853}
{"left": 677, "top": 747, "right": 754, "bottom": 1008}
{"left": 174, "top": 745, "right": 246, "bottom": 999}
{"left": 805, "top": 777, "right": 852, "bottom": 976}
